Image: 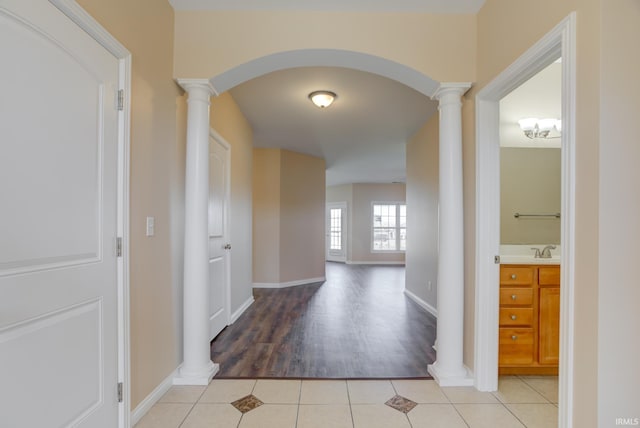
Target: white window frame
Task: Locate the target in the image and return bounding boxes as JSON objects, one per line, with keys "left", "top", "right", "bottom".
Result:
{"left": 371, "top": 201, "right": 406, "bottom": 253}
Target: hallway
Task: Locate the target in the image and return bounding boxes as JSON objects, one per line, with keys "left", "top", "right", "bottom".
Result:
{"left": 211, "top": 263, "right": 436, "bottom": 378}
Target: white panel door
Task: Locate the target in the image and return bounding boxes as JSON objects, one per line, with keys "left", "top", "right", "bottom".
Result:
{"left": 208, "top": 133, "right": 230, "bottom": 341}
{"left": 326, "top": 202, "right": 347, "bottom": 262}
{"left": 0, "top": 1, "right": 121, "bottom": 426}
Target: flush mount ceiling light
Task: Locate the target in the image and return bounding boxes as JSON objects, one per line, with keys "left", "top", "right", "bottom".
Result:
{"left": 518, "top": 117, "right": 562, "bottom": 139}
{"left": 308, "top": 90, "right": 336, "bottom": 108}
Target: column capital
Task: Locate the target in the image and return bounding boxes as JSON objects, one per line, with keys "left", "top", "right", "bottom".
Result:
{"left": 431, "top": 82, "right": 472, "bottom": 101}
{"left": 176, "top": 78, "right": 218, "bottom": 96}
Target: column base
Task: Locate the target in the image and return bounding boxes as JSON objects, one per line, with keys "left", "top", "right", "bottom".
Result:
{"left": 428, "top": 362, "right": 474, "bottom": 387}
{"left": 173, "top": 361, "right": 219, "bottom": 386}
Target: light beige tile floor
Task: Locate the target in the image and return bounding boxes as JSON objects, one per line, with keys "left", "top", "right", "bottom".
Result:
{"left": 135, "top": 376, "right": 559, "bottom": 428}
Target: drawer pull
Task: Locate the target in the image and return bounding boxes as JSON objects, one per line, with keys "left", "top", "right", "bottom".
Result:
{"left": 511, "top": 314, "right": 517, "bottom": 320}
{"left": 511, "top": 335, "right": 518, "bottom": 340}
{"left": 511, "top": 294, "right": 517, "bottom": 300}
{"left": 511, "top": 274, "right": 517, "bottom": 279}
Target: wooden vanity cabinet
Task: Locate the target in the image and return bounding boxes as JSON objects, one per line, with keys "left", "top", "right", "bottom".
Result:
{"left": 499, "top": 264, "right": 560, "bottom": 375}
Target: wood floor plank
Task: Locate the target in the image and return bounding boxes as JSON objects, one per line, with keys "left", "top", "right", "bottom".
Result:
{"left": 211, "top": 263, "right": 436, "bottom": 378}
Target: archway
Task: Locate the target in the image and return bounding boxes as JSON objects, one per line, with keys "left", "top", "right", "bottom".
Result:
{"left": 174, "top": 48, "right": 472, "bottom": 387}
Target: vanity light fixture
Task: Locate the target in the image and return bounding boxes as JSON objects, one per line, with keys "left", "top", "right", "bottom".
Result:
{"left": 518, "top": 118, "right": 562, "bottom": 139}
{"left": 308, "top": 90, "right": 336, "bottom": 108}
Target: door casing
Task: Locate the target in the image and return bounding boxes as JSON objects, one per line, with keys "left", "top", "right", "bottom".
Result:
{"left": 326, "top": 202, "right": 348, "bottom": 262}
{"left": 474, "top": 12, "right": 576, "bottom": 428}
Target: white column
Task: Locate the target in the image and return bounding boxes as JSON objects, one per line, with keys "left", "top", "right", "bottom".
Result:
{"left": 174, "top": 79, "right": 219, "bottom": 385}
{"left": 428, "top": 83, "right": 473, "bottom": 386}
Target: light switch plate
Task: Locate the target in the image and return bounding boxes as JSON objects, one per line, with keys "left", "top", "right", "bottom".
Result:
{"left": 146, "top": 216, "right": 155, "bottom": 237}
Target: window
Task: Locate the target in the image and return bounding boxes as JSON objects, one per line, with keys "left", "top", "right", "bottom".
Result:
{"left": 372, "top": 203, "right": 406, "bottom": 251}
{"left": 329, "top": 208, "right": 342, "bottom": 250}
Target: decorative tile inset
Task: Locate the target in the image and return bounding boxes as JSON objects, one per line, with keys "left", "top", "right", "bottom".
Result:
{"left": 385, "top": 395, "right": 418, "bottom": 414}
{"left": 231, "top": 394, "right": 264, "bottom": 414}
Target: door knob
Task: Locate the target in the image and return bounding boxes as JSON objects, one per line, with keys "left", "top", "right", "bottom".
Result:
{"left": 224, "top": 244, "right": 231, "bottom": 250}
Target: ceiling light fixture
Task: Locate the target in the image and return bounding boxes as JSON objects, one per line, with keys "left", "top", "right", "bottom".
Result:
{"left": 308, "top": 90, "right": 336, "bottom": 108}
{"left": 518, "top": 118, "right": 562, "bottom": 139}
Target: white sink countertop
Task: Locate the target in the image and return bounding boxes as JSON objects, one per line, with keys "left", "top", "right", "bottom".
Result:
{"left": 500, "top": 244, "right": 561, "bottom": 265}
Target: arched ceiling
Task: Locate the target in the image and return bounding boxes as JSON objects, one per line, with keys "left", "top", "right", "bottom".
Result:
{"left": 229, "top": 66, "right": 438, "bottom": 186}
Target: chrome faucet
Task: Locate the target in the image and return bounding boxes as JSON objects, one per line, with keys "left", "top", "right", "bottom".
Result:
{"left": 531, "top": 247, "right": 542, "bottom": 258}
{"left": 541, "top": 245, "right": 556, "bottom": 258}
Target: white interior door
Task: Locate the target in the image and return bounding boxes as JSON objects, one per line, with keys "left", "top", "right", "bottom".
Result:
{"left": 0, "top": 1, "right": 121, "bottom": 426}
{"left": 326, "top": 202, "right": 347, "bottom": 262}
{"left": 208, "top": 133, "right": 231, "bottom": 341}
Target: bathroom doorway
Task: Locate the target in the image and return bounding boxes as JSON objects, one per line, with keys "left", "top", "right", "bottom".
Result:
{"left": 498, "top": 60, "right": 562, "bottom": 379}
{"left": 474, "top": 13, "right": 576, "bottom": 428}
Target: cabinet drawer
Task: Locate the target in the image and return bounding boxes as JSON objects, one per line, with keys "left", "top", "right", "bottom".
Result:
{"left": 499, "top": 328, "right": 534, "bottom": 365}
{"left": 539, "top": 267, "right": 560, "bottom": 285}
{"left": 499, "top": 308, "right": 534, "bottom": 326}
{"left": 500, "top": 267, "right": 534, "bottom": 285}
{"left": 500, "top": 288, "right": 533, "bottom": 306}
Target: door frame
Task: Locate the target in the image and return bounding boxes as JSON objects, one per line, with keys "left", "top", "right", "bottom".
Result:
{"left": 209, "top": 128, "right": 232, "bottom": 329}
{"left": 474, "top": 12, "right": 576, "bottom": 428}
{"left": 326, "top": 202, "right": 348, "bottom": 262}
{"left": 51, "top": 1, "right": 132, "bottom": 426}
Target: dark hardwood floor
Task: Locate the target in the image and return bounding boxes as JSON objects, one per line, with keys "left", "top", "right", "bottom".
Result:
{"left": 211, "top": 262, "right": 437, "bottom": 378}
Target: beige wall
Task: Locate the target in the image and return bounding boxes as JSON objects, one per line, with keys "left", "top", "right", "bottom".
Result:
{"left": 253, "top": 149, "right": 326, "bottom": 284}
{"left": 210, "top": 93, "right": 254, "bottom": 312}
{"left": 78, "top": 0, "right": 183, "bottom": 408}
{"left": 174, "top": 11, "right": 476, "bottom": 85}
{"left": 252, "top": 148, "right": 281, "bottom": 283}
{"left": 500, "top": 148, "right": 561, "bottom": 244}
{"left": 279, "top": 150, "right": 326, "bottom": 282}
{"left": 475, "top": 0, "right": 601, "bottom": 424}
{"left": 598, "top": 0, "right": 640, "bottom": 424}
{"left": 406, "top": 116, "right": 439, "bottom": 307}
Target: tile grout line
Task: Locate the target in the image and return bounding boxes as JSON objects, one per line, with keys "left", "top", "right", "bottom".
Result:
{"left": 235, "top": 379, "right": 259, "bottom": 428}
{"left": 345, "top": 380, "right": 356, "bottom": 428}
{"left": 449, "top": 403, "right": 472, "bottom": 428}
{"left": 438, "top": 381, "right": 472, "bottom": 428}
{"left": 295, "top": 379, "right": 302, "bottom": 428}
{"left": 519, "top": 376, "right": 557, "bottom": 404}
{"left": 170, "top": 383, "right": 210, "bottom": 428}
{"left": 176, "top": 402, "right": 198, "bottom": 428}
{"left": 500, "top": 401, "right": 530, "bottom": 428}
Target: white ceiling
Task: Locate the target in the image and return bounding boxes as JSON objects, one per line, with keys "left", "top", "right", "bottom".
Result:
{"left": 169, "top": 0, "right": 485, "bottom": 14}
{"left": 500, "top": 62, "right": 562, "bottom": 149}
{"left": 229, "top": 67, "right": 438, "bottom": 186}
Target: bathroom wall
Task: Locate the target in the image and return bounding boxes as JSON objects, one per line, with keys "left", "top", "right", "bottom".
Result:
{"left": 500, "top": 147, "right": 561, "bottom": 244}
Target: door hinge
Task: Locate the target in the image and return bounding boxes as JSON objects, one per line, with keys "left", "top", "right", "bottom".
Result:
{"left": 117, "top": 382, "right": 123, "bottom": 403}
{"left": 116, "top": 237, "right": 123, "bottom": 257}
{"left": 494, "top": 255, "right": 501, "bottom": 264}
{"left": 117, "top": 89, "right": 124, "bottom": 111}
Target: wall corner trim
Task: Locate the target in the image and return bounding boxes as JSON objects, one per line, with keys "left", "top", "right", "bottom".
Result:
{"left": 230, "top": 296, "right": 255, "bottom": 324}
{"left": 404, "top": 289, "right": 438, "bottom": 318}
{"left": 252, "top": 277, "right": 326, "bottom": 289}
{"left": 131, "top": 365, "right": 182, "bottom": 426}
{"left": 346, "top": 261, "right": 406, "bottom": 266}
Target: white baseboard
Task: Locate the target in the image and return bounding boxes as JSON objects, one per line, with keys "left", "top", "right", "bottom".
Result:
{"left": 253, "top": 276, "right": 325, "bottom": 289}
{"left": 230, "top": 295, "right": 254, "bottom": 324}
{"left": 404, "top": 289, "right": 438, "bottom": 317}
{"left": 131, "top": 365, "right": 181, "bottom": 426}
{"left": 346, "top": 260, "right": 405, "bottom": 265}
